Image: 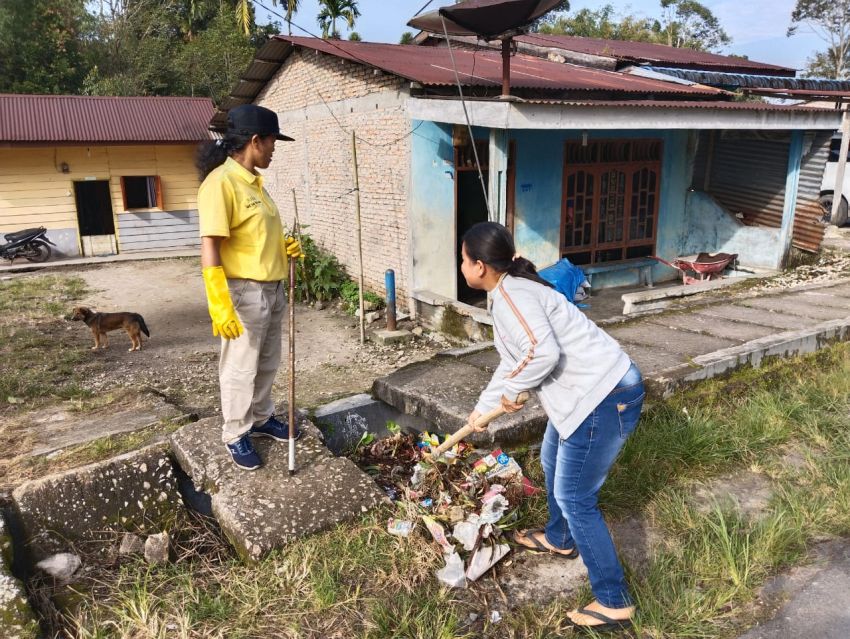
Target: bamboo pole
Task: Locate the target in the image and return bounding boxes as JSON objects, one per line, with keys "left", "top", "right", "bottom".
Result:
{"left": 290, "top": 189, "right": 310, "bottom": 304}
{"left": 351, "top": 130, "right": 365, "bottom": 344}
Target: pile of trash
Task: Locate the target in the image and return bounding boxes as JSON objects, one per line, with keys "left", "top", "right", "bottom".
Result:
{"left": 356, "top": 430, "right": 540, "bottom": 589}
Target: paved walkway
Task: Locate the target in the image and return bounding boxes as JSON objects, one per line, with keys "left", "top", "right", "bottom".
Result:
{"left": 0, "top": 249, "right": 198, "bottom": 275}
{"left": 373, "top": 276, "right": 850, "bottom": 446}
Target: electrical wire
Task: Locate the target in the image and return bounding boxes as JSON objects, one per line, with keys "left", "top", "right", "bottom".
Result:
{"left": 440, "top": 15, "right": 492, "bottom": 219}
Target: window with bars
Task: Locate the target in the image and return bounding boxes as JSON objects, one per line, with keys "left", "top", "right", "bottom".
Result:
{"left": 561, "top": 140, "right": 661, "bottom": 265}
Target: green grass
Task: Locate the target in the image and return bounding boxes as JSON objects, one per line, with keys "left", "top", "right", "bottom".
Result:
{"left": 58, "top": 343, "right": 850, "bottom": 638}
{"left": 0, "top": 275, "right": 90, "bottom": 404}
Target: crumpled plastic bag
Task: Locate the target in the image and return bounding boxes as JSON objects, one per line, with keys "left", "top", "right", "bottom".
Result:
{"left": 452, "top": 516, "right": 482, "bottom": 551}
{"left": 436, "top": 550, "right": 467, "bottom": 589}
{"left": 466, "top": 542, "right": 511, "bottom": 582}
{"left": 479, "top": 494, "right": 509, "bottom": 524}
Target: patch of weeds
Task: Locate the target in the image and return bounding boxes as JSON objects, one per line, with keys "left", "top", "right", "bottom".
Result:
{"left": 0, "top": 275, "right": 91, "bottom": 405}
{"left": 298, "top": 232, "right": 348, "bottom": 303}
{"left": 626, "top": 494, "right": 801, "bottom": 638}
{"left": 340, "top": 279, "right": 384, "bottom": 315}
{"left": 601, "top": 343, "right": 850, "bottom": 517}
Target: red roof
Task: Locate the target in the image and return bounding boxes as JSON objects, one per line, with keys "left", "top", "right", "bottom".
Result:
{"left": 518, "top": 34, "right": 795, "bottom": 77}
{"left": 278, "top": 36, "right": 723, "bottom": 96}
{"left": 0, "top": 94, "right": 216, "bottom": 144}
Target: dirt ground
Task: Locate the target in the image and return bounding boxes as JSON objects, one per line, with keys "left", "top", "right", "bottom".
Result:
{"left": 60, "top": 257, "right": 444, "bottom": 415}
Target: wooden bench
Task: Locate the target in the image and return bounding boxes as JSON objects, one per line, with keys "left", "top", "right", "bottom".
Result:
{"left": 581, "top": 257, "right": 656, "bottom": 288}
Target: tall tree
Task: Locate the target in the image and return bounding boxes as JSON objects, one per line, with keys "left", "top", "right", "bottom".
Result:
{"left": 176, "top": 10, "right": 255, "bottom": 103}
{"left": 0, "top": 0, "right": 92, "bottom": 94}
{"left": 659, "top": 0, "right": 730, "bottom": 51}
{"left": 788, "top": 0, "right": 850, "bottom": 78}
{"left": 317, "top": 0, "right": 360, "bottom": 39}
{"left": 399, "top": 31, "right": 414, "bottom": 44}
{"left": 537, "top": 4, "right": 661, "bottom": 43}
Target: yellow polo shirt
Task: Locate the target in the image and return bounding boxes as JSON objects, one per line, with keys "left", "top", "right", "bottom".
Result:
{"left": 198, "top": 157, "right": 286, "bottom": 281}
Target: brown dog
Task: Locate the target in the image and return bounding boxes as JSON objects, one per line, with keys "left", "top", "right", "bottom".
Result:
{"left": 71, "top": 306, "right": 150, "bottom": 352}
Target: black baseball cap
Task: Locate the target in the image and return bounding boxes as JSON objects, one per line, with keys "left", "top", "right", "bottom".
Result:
{"left": 226, "top": 104, "right": 294, "bottom": 141}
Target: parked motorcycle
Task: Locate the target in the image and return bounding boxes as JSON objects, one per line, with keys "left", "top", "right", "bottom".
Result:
{"left": 0, "top": 227, "right": 55, "bottom": 263}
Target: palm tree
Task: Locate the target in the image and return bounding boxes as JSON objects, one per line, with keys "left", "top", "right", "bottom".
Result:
{"left": 233, "top": 0, "right": 299, "bottom": 35}
{"left": 317, "top": 0, "right": 360, "bottom": 39}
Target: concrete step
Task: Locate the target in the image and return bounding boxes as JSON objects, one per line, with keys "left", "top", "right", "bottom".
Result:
{"left": 371, "top": 355, "right": 549, "bottom": 446}
{"left": 169, "top": 418, "right": 388, "bottom": 561}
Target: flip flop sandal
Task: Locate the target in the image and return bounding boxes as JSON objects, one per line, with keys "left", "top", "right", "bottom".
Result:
{"left": 512, "top": 528, "right": 579, "bottom": 559}
{"left": 569, "top": 607, "right": 634, "bottom": 632}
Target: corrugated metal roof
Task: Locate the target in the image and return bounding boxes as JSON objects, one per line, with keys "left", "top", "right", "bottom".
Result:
{"left": 278, "top": 36, "right": 723, "bottom": 95}
{"left": 0, "top": 94, "right": 216, "bottom": 143}
{"left": 519, "top": 34, "right": 795, "bottom": 77}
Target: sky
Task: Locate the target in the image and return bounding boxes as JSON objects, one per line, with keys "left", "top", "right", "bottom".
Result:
{"left": 254, "top": 0, "right": 826, "bottom": 72}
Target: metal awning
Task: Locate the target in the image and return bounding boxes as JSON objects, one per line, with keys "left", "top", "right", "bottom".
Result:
{"left": 408, "top": 96, "right": 843, "bottom": 130}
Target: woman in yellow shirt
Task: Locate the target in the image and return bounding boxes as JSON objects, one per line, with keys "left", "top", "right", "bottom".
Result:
{"left": 196, "top": 104, "right": 302, "bottom": 470}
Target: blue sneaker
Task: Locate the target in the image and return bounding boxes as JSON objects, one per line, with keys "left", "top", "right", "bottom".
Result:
{"left": 225, "top": 435, "right": 261, "bottom": 471}
{"left": 250, "top": 415, "right": 302, "bottom": 442}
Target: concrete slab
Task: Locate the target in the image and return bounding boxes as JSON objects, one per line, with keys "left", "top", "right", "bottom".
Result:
{"left": 436, "top": 342, "right": 494, "bottom": 358}
{"left": 652, "top": 318, "right": 850, "bottom": 396}
{"left": 785, "top": 290, "right": 850, "bottom": 311}
{"left": 0, "top": 516, "right": 38, "bottom": 639}
{"left": 739, "top": 296, "right": 848, "bottom": 322}
{"left": 373, "top": 329, "right": 413, "bottom": 345}
{"left": 11, "top": 444, "right": 179, "bottom": 562}
{"left": 372, "top": 358, "right": 549, "bottom": 445}
{"left": 738, "top": 540, "right": 850, "bottom": 639}
{"left": 607, "top": 322, "right": 738, "bottom": 356}
{"left": 697, "top": 304, "right": 807, "bottom": 331}
{"left": 458, "top": 347, "right": 501, "bottom": 373}
{"left": 21, "top": 391, "right": 186, "bottom": 457}
{"left": 651, "top": 313, "right": 774, "bottom": 343}
{"left": 617, "top": 342, "right": 684, "bottom": 375}
{"left": 170, "top": 418, "right": 387, "bottom": 561}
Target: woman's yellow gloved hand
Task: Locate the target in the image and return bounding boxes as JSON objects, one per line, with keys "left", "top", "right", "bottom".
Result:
{"left": 283, "top": 235, "right": 305, "bottom": 259}
{"left": 202, "top": 266, "right": 243, "bottom": 339}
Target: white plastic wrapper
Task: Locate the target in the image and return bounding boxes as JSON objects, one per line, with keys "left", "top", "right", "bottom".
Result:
{"left": 452, "top": 516, "right": 482, "bottom": 551}
{"left": 479, "top": 494, "right": 509, "bottom": 524}
{"left": 466, "top": 543, "right": 511, "bottom": 582}
{"left": 436, "top": 550, "right": 467, "bottom": 589}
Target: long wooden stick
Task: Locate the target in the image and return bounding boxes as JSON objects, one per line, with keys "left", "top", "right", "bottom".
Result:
{"left": 290, "top": 189, "right": 310, "bottom": 304}
{"left": 288, "top": 248, "right": 297, "bottom": 476}
{"left": 351, "top": 130, "right": 365, "bottom": 344}
{"left": 429, "top": 392, "right": 530, "bottom": 458}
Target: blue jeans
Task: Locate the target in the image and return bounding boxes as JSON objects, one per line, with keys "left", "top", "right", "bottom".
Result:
{"left": 540, "top": 362, "right": 645, "bottom": 608}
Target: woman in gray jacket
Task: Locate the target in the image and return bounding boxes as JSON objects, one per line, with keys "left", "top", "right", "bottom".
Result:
{"left": 462, "top": 222, "right": 644, "bottom": 632}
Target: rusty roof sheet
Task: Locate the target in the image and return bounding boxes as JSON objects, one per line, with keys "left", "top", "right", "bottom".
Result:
{"left": 277, "top": 36, "right": 723, "bottom": 96}
{"left": 518, "top": 34, "right": 795, "bottom": 77}
{"left": 0, "top": 94, "right": 216, "bottom": 143}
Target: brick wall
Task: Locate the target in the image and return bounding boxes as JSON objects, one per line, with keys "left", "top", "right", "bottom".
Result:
{"left": 256, "top": 48, "right": 413, "bottom": 303}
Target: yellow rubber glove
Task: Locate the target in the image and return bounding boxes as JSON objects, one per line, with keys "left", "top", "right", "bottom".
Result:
{"left": 282, "top": 234, "right": 305, "bottom": 259}
{"left": 202, "top": 266, "right": 244, "bottom": 339}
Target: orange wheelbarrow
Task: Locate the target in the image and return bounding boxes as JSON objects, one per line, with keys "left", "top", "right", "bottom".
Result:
{"left": 651, "top": 252, "right": 738, "bottom": 285}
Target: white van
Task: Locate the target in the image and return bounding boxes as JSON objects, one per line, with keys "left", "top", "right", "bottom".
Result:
{"left": 820, "top": 134, "right": 850, "bottom": 226}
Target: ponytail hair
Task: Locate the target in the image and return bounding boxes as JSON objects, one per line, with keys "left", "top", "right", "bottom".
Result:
{"left": 462, "top": 221, "right": 554, "bottom": 289}
{"left": 195, "top": 132, "right": 254, "bottom": 180}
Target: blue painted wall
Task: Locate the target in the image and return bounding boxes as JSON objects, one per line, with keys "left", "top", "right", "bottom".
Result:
{"left": 408, "top": 120, "right": 457, "bottom": 298}
{"left": 408, "top": 123, "right": 788, "bottom": 296}
{"left": 511, "top": 129, "right": 692, "bottom": 288}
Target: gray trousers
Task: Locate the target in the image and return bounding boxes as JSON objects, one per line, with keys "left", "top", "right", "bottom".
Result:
{"left": 220, "top": 278, "right": 286, "bottom": 444}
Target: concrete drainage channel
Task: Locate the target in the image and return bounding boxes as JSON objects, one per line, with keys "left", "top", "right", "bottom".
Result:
{"left": 0, "top": 394, "right": 421, "bottom": 637}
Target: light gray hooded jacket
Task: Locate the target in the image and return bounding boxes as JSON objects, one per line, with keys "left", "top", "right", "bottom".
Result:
{"left": 474, "top": 274, "right": 631, "bottom": 440}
